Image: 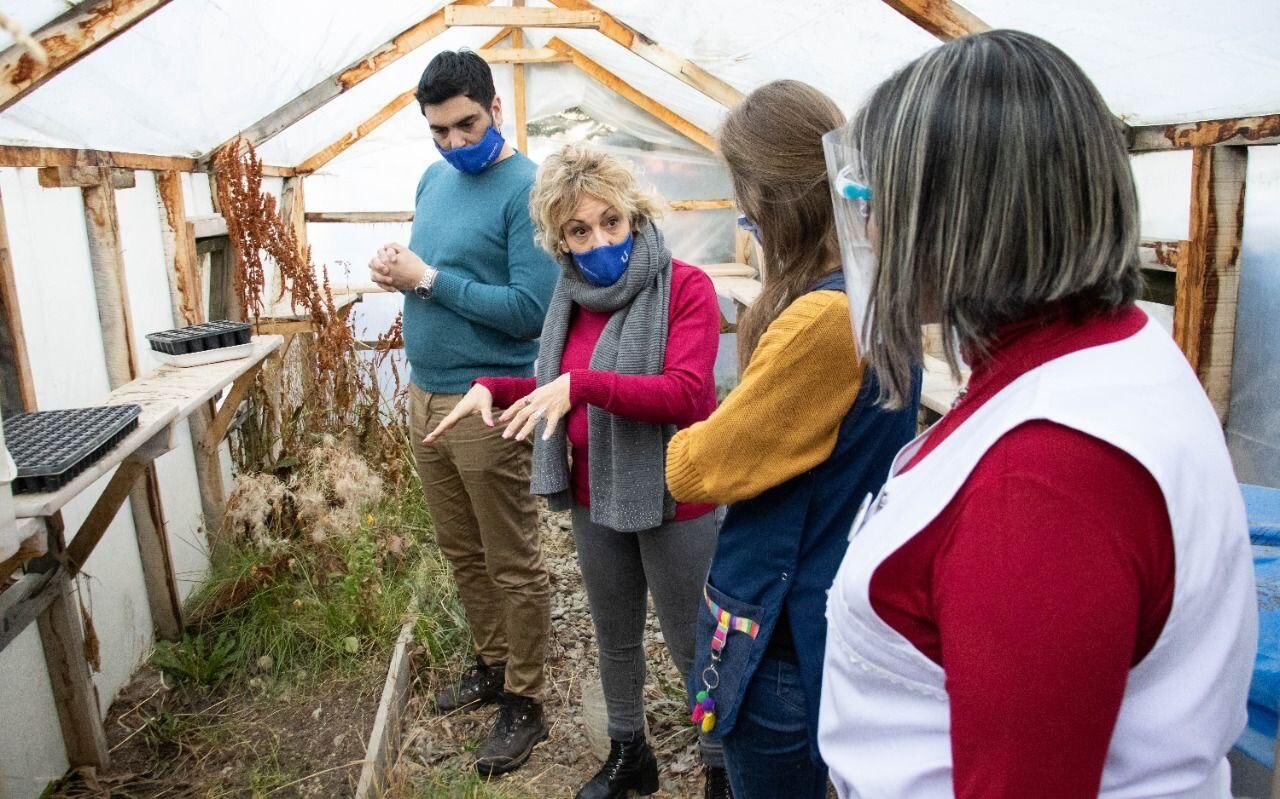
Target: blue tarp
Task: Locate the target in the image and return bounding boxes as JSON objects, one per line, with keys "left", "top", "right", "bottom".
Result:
{"left": 1237, "top": 483, "right": 1280, "bottom": 768}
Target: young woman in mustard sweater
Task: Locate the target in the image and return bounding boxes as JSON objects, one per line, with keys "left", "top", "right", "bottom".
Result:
{"left": 664, "top": 81, "right": 921, "bottom": 799}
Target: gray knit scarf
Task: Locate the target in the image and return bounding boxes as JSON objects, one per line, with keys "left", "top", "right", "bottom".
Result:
{"left": 530, "top": 221, "right": 675, "bottom": 532}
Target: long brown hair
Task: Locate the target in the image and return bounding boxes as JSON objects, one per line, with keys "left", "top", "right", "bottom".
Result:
{"left": 719, "top": 80, "right": 846, "bottom": 373}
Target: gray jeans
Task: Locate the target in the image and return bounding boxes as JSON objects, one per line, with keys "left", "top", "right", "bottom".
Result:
{"left": 571, "top": 504, "right": 724, "bottom": 766}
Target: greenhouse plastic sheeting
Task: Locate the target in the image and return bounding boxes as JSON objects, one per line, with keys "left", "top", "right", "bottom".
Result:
{"left": 1, "top": 0, "right": 1278, "bottom": 159}
{"left": 1237, "top": 483, "right": 1280, "bottom": 769}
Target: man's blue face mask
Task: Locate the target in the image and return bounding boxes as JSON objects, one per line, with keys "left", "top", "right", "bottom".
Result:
{"left": 436, "top": 125, "right": 506, "bottom": 175}
{"left": 572, "top": 234, "right": 633, "bottom": 287}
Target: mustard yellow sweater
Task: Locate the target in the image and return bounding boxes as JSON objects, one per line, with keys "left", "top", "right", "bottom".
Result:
{"left": 666, "top": 290, "right": 864, "bottom": 505}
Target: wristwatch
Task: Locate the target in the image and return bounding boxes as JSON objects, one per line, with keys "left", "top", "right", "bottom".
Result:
{"left": 414, "top": 265, "right": 439, "bottom": 300}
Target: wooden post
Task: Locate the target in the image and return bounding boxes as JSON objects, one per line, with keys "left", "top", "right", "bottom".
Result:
{"left": 280, "top": 176, "right": 308, "bottom": 274}
{"left": 78, "top": 169, "right": 183, "bottom": 639}
{"left": 155, "top": 171, "right": 227, "bottom": 535}
{"left": 547, "top": 0, "right": 744, "bottom": 108}
{"left": 1175, "top": 145, "right": 1248, "bottom": 421}
{"left": 511, "top": 0, "right": 529, "bottom": 154}
{"left": 34, "top": 515, "right": 109, "bottom": 768}
{"left": 546, "top": 38, "right": 717, "bottom": 152}
{"left": 0, "top": 186, "right": 36, "bottom": 416}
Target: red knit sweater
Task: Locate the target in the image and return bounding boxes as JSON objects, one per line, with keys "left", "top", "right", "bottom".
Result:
{"left": 869, "top": 306, "right": 1176, "bottom": 799}
{"left": 477, "top": 259, "right": 719, "bottom": 521}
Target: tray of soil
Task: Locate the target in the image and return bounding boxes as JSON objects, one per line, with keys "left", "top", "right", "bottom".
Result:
{"left": 5, "top": 404, "right": 142, "bottom": 494}
{"left": 146, "top": 320, "right": 253, "bottom": 367}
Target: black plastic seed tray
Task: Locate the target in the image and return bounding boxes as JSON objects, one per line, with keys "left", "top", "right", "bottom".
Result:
{"left": 146, "top": 320, "right": 251, "bottom": 356}
{"left": 5, "top": 404, "right": 142, "bottom": 494}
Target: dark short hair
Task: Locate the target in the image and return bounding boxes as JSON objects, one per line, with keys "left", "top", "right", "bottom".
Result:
{"left": 416, "top": 50, "right": 496, "bottom": 110}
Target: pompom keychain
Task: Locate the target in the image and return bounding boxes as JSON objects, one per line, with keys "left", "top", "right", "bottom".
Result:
{"left": 693, "top": 588, "right": 760, "bottom": 735}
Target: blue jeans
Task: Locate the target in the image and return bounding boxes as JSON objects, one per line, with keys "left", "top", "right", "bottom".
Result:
{"left": 722, "top": 658, "right": 829, "bottom": 799}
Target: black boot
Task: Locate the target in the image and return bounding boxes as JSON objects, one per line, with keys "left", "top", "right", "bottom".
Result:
{"left": 474, "top": 691, "right": 549, "bottom": 777}
{"left": 435, "top": 656, "right": 505, "bottom": 713}
{"left": 703, "top": 765, "right": 733, "bottom": 799}
{"left": 575, "top": 733, "right": 660, "bottom": 799}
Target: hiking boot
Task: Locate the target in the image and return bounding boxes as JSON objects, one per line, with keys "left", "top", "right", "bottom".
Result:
{"left": 435, "top": 656, "right": 504, "bottom": 714}
{"left": 703, "top": 764, "right": 733, "bottom": 799}
{"left": 575, "top": 732, "right": 660, "bottom": 799}
{"left": 474, "top": 692, "right": 548, "bottom": 777}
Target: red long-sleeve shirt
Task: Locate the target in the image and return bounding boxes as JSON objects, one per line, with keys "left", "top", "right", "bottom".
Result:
{"left": 477, "top": 259, "right": 719, "bottom": 521}
{"left": 869, "top": 306, "right": 1176, "bottom": 799}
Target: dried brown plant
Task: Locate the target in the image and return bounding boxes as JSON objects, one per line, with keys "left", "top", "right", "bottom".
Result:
{"left": 213, "top": 140, "right": 408, "bottom": 488}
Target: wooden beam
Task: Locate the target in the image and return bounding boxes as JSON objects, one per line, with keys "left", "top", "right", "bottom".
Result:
{"left": 155, "top": 171, "right": 226, "bottom": 535}
{"left": 64, "top": 460, "right": 146, "bottom": 574}
{"left": 481, "top": 26, "right": 516, "bottom": 49}
{"left": 77, "top": 169, "right": 183, "bottom": 639}
{"left": 1138, "top": 238, "right": 1184, "bottom": 273}
{"left": 547, "top": 0, "right": 744, "bottom": 108}
{"left": 879, "top": 0, "right": 990, "bottom": 40}
{"left": 189, "top": 213, "right": 227, "bottom": 239}
{"left": 512, "top": 17, "right": 529, "bottom": 154}
{"left": 0, "top": 145, "right": 194, "bottom": 172}
{"left": 445, "top": 5, "right": 600, "bottom": 28}
{"left": 203, "top": 362, "right": 266, "bottom": 449}
{"left": 39, "top": 571, "right": 109, "bottom": 768}
{"left": 1129, "top": 113, "right": 1280, "bottom": 152}
{"left": 155, "top": 173, "right": 203, "bottom": 328}
{"left": 200, "top": 0, "right": 491, "bottom": 163}
{"left": 37, "top": 166, "right": 135, "bottom": 189}
{"left": 475, "top": 47, "right": 570, "bottom": 64}
{"left": 547, "top": 38, "right": 716, "bottom": 152}
{"left": 296, "top": 90, "right": 416, "bottom": 174}
{"left": 354, "top": 605, "right": 418, "bottom": 799}
{"left": 305, "top": 211, "right": 415, "bottom": 224}
{"left": 668, "top": 198, "right": 734, "bottom": 211}
{"left": 0, "top": 145, "right": 294, "bottom": 175}
{"left": 0, "top": 185, "right": 36, "bottom": 415}
{"left": 1175, "top": 146, "right": 1247, "bottom": 420}
{"left": 0, "top": 0, "right": 174, "bottom": 114}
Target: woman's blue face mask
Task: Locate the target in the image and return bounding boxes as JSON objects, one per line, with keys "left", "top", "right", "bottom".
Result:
{"left": 572, "top": 234, "right": 633, "bottom": 287}
{"left": 436, "top": 126, "right": 506, "bottom": 175}
{"left": 737, "top": 214, "right": 763, "bottom": 245}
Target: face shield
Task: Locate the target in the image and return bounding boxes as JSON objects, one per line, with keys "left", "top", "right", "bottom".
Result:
{"left": 822, "top": 127, "right": 877, "bottom": 353}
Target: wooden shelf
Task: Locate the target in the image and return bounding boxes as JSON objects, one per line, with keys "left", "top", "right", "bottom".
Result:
{"left": 15, "top": 335, "right": 283, "bottom": 519}
{"left": 13, "top": 401, "right": 179, "bottom": 520}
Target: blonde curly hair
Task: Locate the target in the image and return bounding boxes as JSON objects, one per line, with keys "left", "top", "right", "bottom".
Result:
{"left": 528, "top": 142, "right": 660, "bottom": 257}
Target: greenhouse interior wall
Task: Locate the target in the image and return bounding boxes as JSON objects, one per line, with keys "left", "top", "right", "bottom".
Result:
{"left": 0, "top": 169, "right": 241, "bottom": 799}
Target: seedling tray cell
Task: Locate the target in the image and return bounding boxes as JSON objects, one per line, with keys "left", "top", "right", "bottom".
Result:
{"left": 5, "top": 404, "right": 142, "bottom": 494}
{"left": 146, "top": 321, "right": 251, "bottom": 356}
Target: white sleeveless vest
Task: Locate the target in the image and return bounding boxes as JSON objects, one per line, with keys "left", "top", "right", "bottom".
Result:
{"left": 818, "top": 313, "right": 1257, "bottom": 798}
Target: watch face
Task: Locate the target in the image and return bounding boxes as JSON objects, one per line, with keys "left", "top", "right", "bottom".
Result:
{"left": 414, "top": 285, "right": 430, "bottom": 299}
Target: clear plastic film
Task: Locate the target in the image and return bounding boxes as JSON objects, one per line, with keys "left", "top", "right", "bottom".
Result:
{"left": 822, "top": 126, "right": 877, "bottom": 354}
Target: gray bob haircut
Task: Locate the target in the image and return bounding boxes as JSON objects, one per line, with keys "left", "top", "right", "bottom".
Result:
{"left": 845, "top": 29, "right": 1142, "bottom": 407}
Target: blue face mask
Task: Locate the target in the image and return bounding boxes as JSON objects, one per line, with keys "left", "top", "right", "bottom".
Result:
{"left": 737, "top": 214, "right": 763, "bottom": 245}
{"left": 572, "top": 234, "right": 633, "bottom": 287}
{"left": 436, "top": 126, "right": 506, "bottom": 175}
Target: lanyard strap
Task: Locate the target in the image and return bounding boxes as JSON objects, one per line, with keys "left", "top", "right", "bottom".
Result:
{"left": 704, "top": 587, "right": 760, "bottom": 653}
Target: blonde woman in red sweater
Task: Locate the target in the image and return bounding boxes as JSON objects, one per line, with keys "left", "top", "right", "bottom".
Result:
{"left": 426, "top": 143, "right": 729, "bottom": 798}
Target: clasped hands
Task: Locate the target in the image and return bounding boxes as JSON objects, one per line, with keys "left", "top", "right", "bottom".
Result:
{"left": 424, "top": 374, "right": 573, "bottom": 444}
{"left": 369, "top": 242, "right": 428, "bottom": 292}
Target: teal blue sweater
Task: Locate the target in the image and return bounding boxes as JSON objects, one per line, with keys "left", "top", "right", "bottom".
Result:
{"left": 404, "top": 153, "right": 558, "bottom": 393}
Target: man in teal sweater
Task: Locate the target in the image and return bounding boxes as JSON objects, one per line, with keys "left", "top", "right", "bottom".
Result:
{"left": 369, "top": 50, "right": 557, "bottom": 777}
